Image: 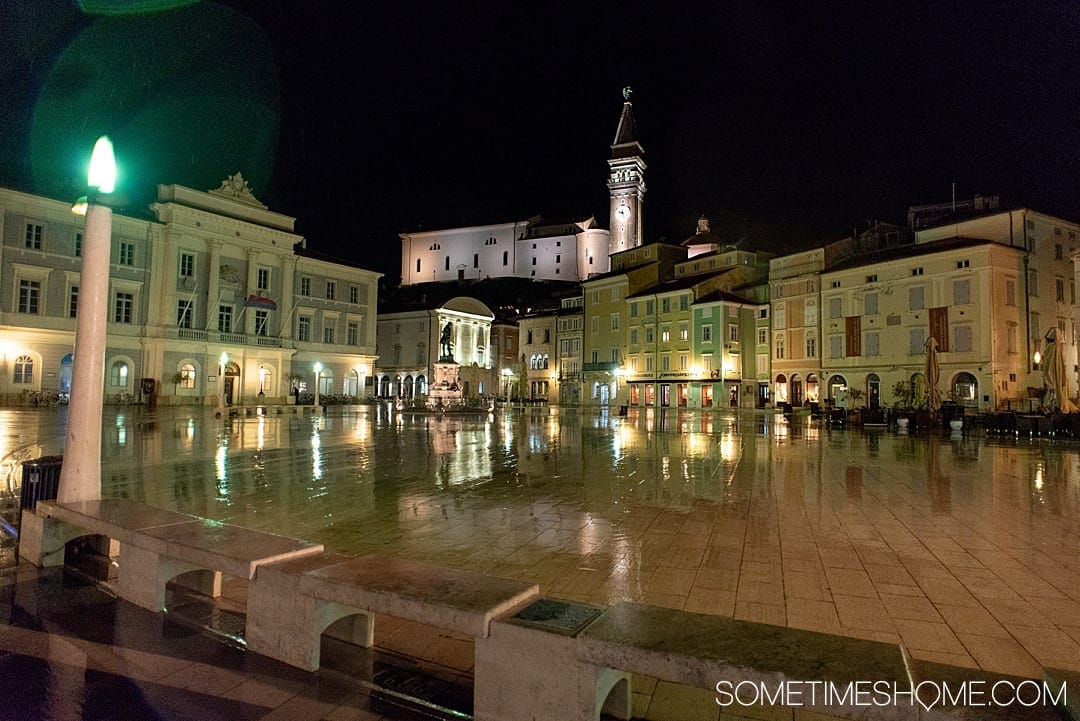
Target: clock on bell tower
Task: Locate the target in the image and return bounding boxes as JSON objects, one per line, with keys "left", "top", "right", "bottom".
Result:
{"left": 607, "top": 86, "right": 646, "bottom": 255}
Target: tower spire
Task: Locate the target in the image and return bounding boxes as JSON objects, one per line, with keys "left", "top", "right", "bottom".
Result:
{"left": 608, "top": 88, "right": 646, "bottom": 253}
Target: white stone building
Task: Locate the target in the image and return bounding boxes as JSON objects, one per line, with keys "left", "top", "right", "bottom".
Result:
{"left": 0, "top": 176, "right": 380, "bottom": 406}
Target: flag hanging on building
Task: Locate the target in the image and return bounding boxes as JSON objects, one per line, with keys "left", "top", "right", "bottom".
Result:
{"left": 244, "top": 295, "right": 277, "bottom": 310}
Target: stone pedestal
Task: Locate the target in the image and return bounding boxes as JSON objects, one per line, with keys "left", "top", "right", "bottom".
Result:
{"left": 427, "top": 362, "right": 463, "bottom": 410}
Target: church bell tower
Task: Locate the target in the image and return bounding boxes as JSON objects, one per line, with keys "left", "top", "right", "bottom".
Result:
{"left": 607, "top": 87, "right": 646, "bottom": 254}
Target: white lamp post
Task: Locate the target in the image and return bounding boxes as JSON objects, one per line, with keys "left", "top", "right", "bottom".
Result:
{"left": 57, "top": 136, "right": 115, "bottom": 504}
{"left": 217, "top": 352, "right": 228, "bottom": 418}
{"left": 313, "top": 362, "right": 323, "bottom": 413}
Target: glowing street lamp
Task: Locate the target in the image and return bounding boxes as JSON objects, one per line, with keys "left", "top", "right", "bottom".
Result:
{"left": 57, "top": 136, "right": 116, "bottom": 503}
{"left": 313, "top": 362, "right": 323, "bottom": 412}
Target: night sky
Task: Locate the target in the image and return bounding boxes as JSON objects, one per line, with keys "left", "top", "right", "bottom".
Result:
{"left": 2, "top": 1, "right": 1078, "bottom": 279}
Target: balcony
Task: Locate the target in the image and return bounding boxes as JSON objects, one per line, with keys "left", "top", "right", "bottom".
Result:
{"left": 582, "top": 361, "right": 619, "bottom": 372}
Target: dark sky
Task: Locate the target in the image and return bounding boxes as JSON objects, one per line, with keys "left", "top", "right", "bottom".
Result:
{"left": 2, "top": 1, "right": 1078, "bottom": 279}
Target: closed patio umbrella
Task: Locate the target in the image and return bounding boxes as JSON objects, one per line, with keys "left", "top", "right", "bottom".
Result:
{"left": 1042, "top": 328, "right": 1077, "bottom": 413}
{"left": 924, "top": 337, "right": 941, "bottom": 411}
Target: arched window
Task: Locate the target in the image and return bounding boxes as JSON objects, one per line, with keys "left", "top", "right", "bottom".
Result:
{"left": 179, "top": 363, "right": 197, "bottom": 389}
{"left": 13, "top": 355, "right": 33, "bottom": 384}
{"left": 543, "top": 354, "right": 549, "bottom": 369}
{"left": 110, "top": 360, "right": 129, "bottom": 387}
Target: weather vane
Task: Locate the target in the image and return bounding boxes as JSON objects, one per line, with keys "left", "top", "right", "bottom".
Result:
{"left": 622, "top": 86, "right": 633, "bottom": 101}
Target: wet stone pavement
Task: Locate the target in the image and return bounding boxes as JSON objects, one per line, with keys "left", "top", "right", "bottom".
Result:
{"left": 2, "top": 404, "right": 1080, "bottom": 718}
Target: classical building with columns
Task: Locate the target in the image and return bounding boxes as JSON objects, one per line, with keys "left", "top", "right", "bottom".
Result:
{"left": 0, "top": 176, "right": 380, "bottom": 406}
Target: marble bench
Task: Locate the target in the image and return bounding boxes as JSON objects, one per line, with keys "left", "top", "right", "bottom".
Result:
{"left": 477, "top": 600, "right": 910, "bottom": 721}
{"left": 246, "top": 553, "right": 539, "bottom": 672}
{"left": 19, "top": 498, "right": 324, "bottom": 613}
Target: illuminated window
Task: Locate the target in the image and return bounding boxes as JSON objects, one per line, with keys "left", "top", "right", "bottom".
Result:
{"left": 110, "top": 360, "right": 129, "bottom": 387}
{"left": 13, "top": 355, "right": 33, "bottom": 384}
{"left": 179, "top": 363, "right": 196, "bottom": 389}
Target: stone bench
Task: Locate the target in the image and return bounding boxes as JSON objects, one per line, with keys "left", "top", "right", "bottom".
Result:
{"left": 247, "top": 553, "right": 539, "bottom": 672}
{"left": 20, "top": 498, "right": 324, "bottom": 613}
{"left": 477, "top": 600, "right": 910, "bottom": 721}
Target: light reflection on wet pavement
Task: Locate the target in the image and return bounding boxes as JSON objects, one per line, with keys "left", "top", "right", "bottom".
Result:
{"left": 3, "top": 405, "right": 1080, "bottom": 678}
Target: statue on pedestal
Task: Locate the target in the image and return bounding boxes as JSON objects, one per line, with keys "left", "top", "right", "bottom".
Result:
{"left": 440, "top": 322, "right": 454, "bottom": 361}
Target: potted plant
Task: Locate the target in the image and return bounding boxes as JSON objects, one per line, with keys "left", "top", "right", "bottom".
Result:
{"left": 892, "top": 380, "right": 913, "bottom": 428}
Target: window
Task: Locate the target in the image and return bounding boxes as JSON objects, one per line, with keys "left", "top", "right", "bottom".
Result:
{"left": 804, "top": 301, "right": 817, "bottom": 325}
{"left": 1056, "top": 278, "right": 1065, "bottom": 303}
{"left": 679, "top": 354, "right": 688, "bottom": 371}
{"left": 728, "top": 324, "right": 739, "bottom": 342}
{"left": 416, "top": 259, "right": 421, "bottom": 273}
{"left": 13, "top": 355, "right": 34, "bottom": 384}
{"left": 350, "top": 286, "right": 359, "bottom": 304}
{"left": 611, "top": 314, "right": 619, "bottom": 331}
{"left": 179, "top": 364, "right": 196, "bottom": 389}
{"left": 300, "top": 277, "right": 311, "bottom": 296}
{"left": 118, "top": 241, "right": 134, "bottom": 266}
{"left": 25, "top": 223, "right": 42, "bottom": 249}
{"left": 909, "top": 286, "right": 925, "bottom": 310}
{"left": 114, "top": 292, "right": 133, "bottom": 323}
{"left": 1030, "top": 312, "right": 1040, "bottom": 339}
{"left": 679, "top": 295, "right": 689, "bottom": 311}
{"left": 775, "top": 335, "right": 785, "bottom": 359}
{"left": 591, "top": 317, "right": 599, "bottom": 332}
{"left": 953, "top": 279, "right": 971, "bottom": 305}
{"left": 774, "top": 305, "right": 786, "bottom": 329}
{"left": 678, "top": 323, "right": 689, "bottom": 341}
{"left": 74, "top": 233, "right": 83, "bottom": 257}
{"left": 864, "top": 332, "right": 879, "bottom": 357}
{"left": 831, "top": 280, "right": 841, "bottom": 288}
{"left": 757, "top": 328, "right": 767, "bottom": 345}
{"left": 702, "top": 325, "right": 712, "bottom": 342}
{"left": 347, "top": 322, "right": 359, "bottom": 346}
{"left": 909, "top": 327, "right": 926, "bottom": 356}
{"left": 645, "top": 326, "right": 654, "bottom": 343}
{"left": 645, "top": 356, "right": 653, "bottom": 371}
{"left": 611, "top": 349, "right": 620, "bottom": 363}
{"left": 69, "top": 286, "right": 79, "bottom": 319}
{"left": 258, "top": 268, "right": 270, "bottom": 291}
{"left": 661, "top": 355, "right": 670, "bottom": 371}
{"left": 805, "top": 335, "right": 816, "bottom": 358}
{"left": 1029, "top": 269, "right": 1038, "bottom": 296}
{"left": 956, "top": 259, "right": 969, "bottom": 269}
{"left": 110, "top": 361, "right": 129, "bottom": 387}
{"left": 254, "top": 309, "right": 269, "bottom": 336}
{"left": 830, "top": 335, "right": 843, "bottom": 358}
{"left": 662, "top": 298, "right": 670, "bottom": 313}
{"left": 865, "top": 274, "right": 878, "bottom": 283}
{"left": 630, "top": 302, "right": 638, "bottom": 318}
{"left": 911, "top": 267, "right": 923, "bottom": 276}
{"left": 1005, "top": 279, "right": 1016, "bottom": 306}
{"left": 1007, "top": 323, "right": 1018, "bottom": 353}
{"left": 555, "top": 254, "right": 561, "bottom": 264}
{"left": 864, "top": 293, "right": 878, "bottom": 316}
{"left": 298, "top": 316, "right": 311, "bottom": 342}
{"left": 18, "top": 280, "right": 40, "bottom": 314}
{"left": 176, "top": 300, "right": 193, "bottom": 329}
{"left": 218, "top": 305, "right": 232, "bottom": 333}
{"left": 953, "top": 325, "right": 972, "bottom": 352}
{"left": 611, "top": 287, "right": 620, "bottom": 301}
{"left": 325, "top": 281, "right": 336, "bottom": 300}
{"left": 180, "top": 253, "right": 195, "bottom": 277}
{"left": 630, "top": 329, "right": 639, "bottom": 344}
{"left": 324, "top": 325, "right": 335, "bottom": 344}
{"left": 473, "top": 253, "right": 479, "bottom": 268}
{"left": 532, "top": 257, "right": 537, "bottom": 266}
{"left": 828, "top": 297, "right": 842, "bottom": 319}
{"left": 646, "top": 300, "right": 655, "bottom": 316}
{"left": 661, "top": 328, "right": 670, "bottom": 342}
{"left": 503, "top": 251, "right": 509, "bottom": 266}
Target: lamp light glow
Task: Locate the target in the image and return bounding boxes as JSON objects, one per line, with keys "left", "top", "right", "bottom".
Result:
{"left": 88, "top": 136, "right": 116, "bottom": 193}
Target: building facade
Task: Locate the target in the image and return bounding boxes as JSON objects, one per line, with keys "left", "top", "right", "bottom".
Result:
{"left": 1, "top": 177, "right": 380, "bottom": 407}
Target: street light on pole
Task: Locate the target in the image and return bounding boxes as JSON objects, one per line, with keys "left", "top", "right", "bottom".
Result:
{"left": 313, "top": 362, "right": 323, "bottom": 413}
{"left": 57, "top": 136, "right": 115, "bottom": 504}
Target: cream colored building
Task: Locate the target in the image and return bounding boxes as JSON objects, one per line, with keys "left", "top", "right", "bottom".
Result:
{"left": 374, "top": 296, "right": 495, "bottom": 400}
{"left": 0, "top": 177, "right": 380, "bottom": 407}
